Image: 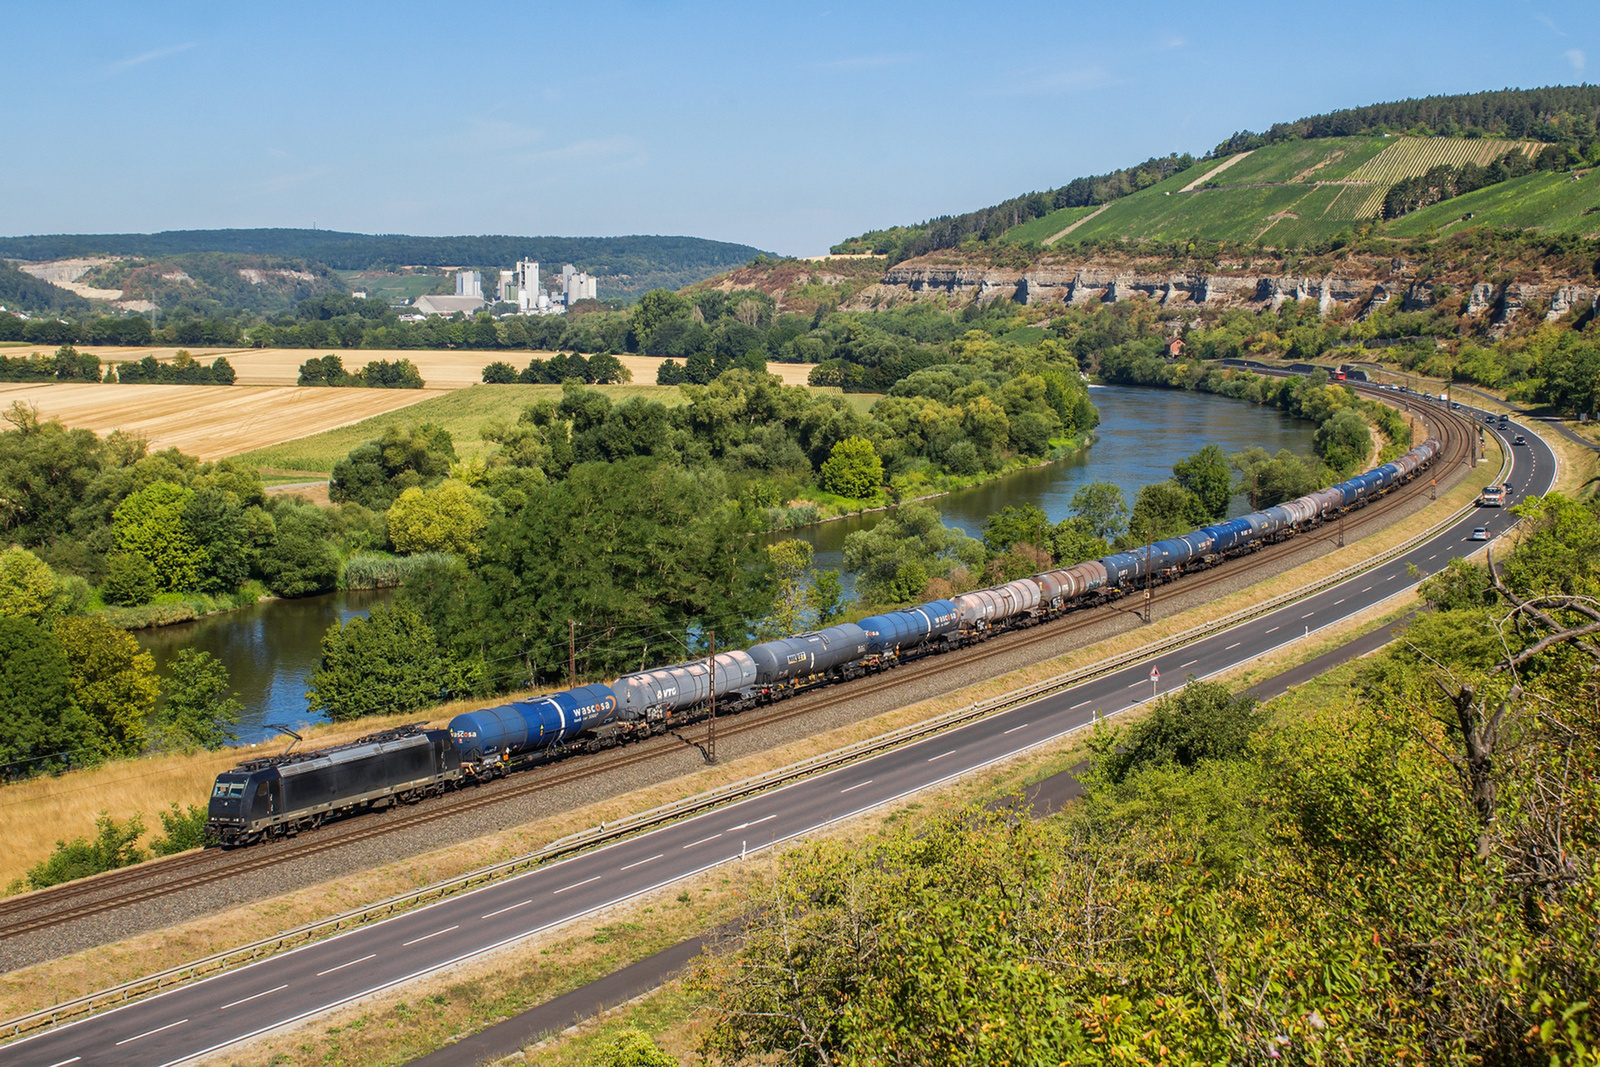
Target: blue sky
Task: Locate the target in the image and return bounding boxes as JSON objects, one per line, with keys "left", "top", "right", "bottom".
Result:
{"left": 3, "top": 1, "right": 1596, "bottom": 254}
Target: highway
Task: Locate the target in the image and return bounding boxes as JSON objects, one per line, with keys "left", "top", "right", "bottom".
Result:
{"left": 0, "top": 406, "right": 1554, "bottom": 1067}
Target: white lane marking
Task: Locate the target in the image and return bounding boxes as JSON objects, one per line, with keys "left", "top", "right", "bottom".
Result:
{"left": 316, "top": 953, "right": 377, "bottom": 976}
{"left": 1361, "top": 586, "right": 1372, "bottom": 592}
{"left": 553, "top": 876, "right": 601, "bottom": 895}
{"left": 1301, "top": 612, "right": 1315, "bottom": 619}
{"left": 1224, "top": 642, "right": 1240, "bottom": 650}
{"left": 116, "top": 1019, "right": 189, "bottom": 1045}
{"left": 220, "top": 984, "right": 287, "bottom": 1011}
{"left": 682, "top": 833, "right": 723, "bottom": 849}
{"left": 619, "top": 853, "right": 664, "bottom": 871}
{"left": 839, "top": 779, "right": 874, "bottom": 792}
{"left": 1387, "top": 574, "right": 1398, "bottom": 580}
{"left": 1334, "top": 598, "right": 1345, "bottom": 605}
{"left": 1178, "top": 659, "right": 1197, "bottom": 669}
{"left": 1428, "top": 554, "right": 1437, "bottom": 561}
{"left": 727, "top": 814, "right": 777, "bottom": 831}
{"left": 481, "top": 900, "right": 532, "bottom": 920}
{"left": 1002, "top": 723, "right": 1030, "bottom": 735}
{"left": 1265, "top": 626, "right": 1279, "bottom": 633}
{"left": 45, "top": 1058, "right": 81, "bottom": 1067}
{"left": 1127, "top": 679, "right": 1145, "bottom": 688}
{"left": 402, "top": 924, "right": 459, "bottom": 946}
{"left": 1070, "top": 699, "right": 1092, "bottom": 710}
{"left": 927, "top": 750, "right": 956, "bottom": 762}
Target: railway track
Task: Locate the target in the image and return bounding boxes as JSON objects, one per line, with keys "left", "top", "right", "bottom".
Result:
{"left": 0, "top": 396, "right": 1477, "bottom": 945}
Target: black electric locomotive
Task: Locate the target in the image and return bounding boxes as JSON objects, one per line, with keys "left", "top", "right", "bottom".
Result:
{"left": 206, "top": 725, "right": 461, "bottom": 846}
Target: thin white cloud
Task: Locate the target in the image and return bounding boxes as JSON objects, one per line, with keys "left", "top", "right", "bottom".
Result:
{"left": 102, "top": 41, "right": 197, "bottom": 77}
{"left": 1536, "top": 13, "right": 1567, "bottom": 37}
{"left": 1156, "top": 35, "right": 1186, "bottom": 50}
{"left": 1567, "top": 48, "right": 1587, "bottom": 73}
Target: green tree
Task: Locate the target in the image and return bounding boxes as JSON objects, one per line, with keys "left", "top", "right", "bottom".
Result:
{"left": 762, "top": 539, "right": 816, "bottom": 639}
{"left": 150, "top": 803, "right": 209, "bottom": 856}
{"left": 101, "top": 551, "right": 158, "bottom": 606}
{"left": 1172, "top": 444, "right": 1233, "bottom": 521}
{"left": 257, "top": 504, "right": 340, "bottom": 598}
{"left": 1069, "top": 481, "right": 1126, "bottom": 542}
{"left": 183, "top": 488, "right": 249, "bottom": 594}
{"left": 806, "top": 569, "right": 847, "bottom": 625}
{"left": 419, "top": 459, "right": 772, "bottom": 689}
{"left": 0, "top": 546, "right": 75, "bottom": 622}
{"left": 329, "top": 423, "right": 457, "bottom": 510}
{"left": 112, "top": 481, "right": 204, "bottom": 592}
{"left": 982, "top": 503, "right": 1051, "bottom": 555}
{"left": 386, "top": 481, "right": 491, "bottom": 558}
{"left": 1231, "top": 447, "right": 1321, "bottom": 509}
{"left": 0, "top": 616, "right": 77, "bottom": 764}
{"left": 153, "top": 649, "right": 242, "bottom": 751}
{"left": 54, "top": 614, "right": 159, "bottom": 756}
{"left": 1314, "top": 409, "right": 1373, "bottom": 474}
{"left": 843, "top": 502, "right": 984, "bottom": 605}
{"left": 308, "top": 602, "right": 480, "bottom": 720}
{"left": 1123, "top": 480, "right": 1208, "bottom": 545}
{"left": 819, "top": 436, "right": 883, "bottom": 499}
{"left": 1047, "top": 517, "right": 1110, "bottom": 566}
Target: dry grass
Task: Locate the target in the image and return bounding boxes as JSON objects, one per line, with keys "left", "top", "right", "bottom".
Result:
{"left": 0, "top": 383, "right": 445, "bottom": 461}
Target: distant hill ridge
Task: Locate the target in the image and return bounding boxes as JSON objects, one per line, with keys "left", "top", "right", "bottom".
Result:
{"left": 0, "top": 229, "right": 770, "bottom": 303}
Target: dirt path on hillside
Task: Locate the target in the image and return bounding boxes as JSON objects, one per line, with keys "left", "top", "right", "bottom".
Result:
{"left": 1178, "top": 149, "right": 1255, "bottom": 192}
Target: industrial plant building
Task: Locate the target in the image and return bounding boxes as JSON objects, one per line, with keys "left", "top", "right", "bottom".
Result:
{"left": 410, "top": 263, "right": 600, "bottom": 319}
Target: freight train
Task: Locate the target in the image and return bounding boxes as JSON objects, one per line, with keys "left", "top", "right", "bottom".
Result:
{"left": 206, "top": 435, "right": 1441, "bottom": 846}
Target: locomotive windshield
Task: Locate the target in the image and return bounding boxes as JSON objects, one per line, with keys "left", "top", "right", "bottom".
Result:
{"left": 212, "top": 778, "right": 246, "bottom": 798}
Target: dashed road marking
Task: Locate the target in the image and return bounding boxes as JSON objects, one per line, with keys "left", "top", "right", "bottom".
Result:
{"left": 839, "top": 779, "right": 874, "bottom": 792}
{"left": 682, "top": 833, "right": 723, "bottom": 850}
{"left": 927, "top": 750, "right": 956, "bottom": 762}
{"left": 619, "top": 854, "right": 664, "bottom": 871}
{"left": 481, "top": 900, "right": 531, "bottom": 920}
{"left": 553, "top": 877, "right": 601, "bottom": 895}
{"left": 220, "top": 985, "right": 287, "bottom": 1011}
{"left": 403, "top": 924, "right": 459, "bottom": 945}
{"left": 116, "top": 1019, "right": 188, "bottom": 1046}
{"left": 317, "top": 953, "right": 378, "bottom": 976}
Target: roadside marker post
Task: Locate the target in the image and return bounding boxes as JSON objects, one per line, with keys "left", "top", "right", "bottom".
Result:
{"left": 1149, "top": 665, "right": 1160, "bottom": 700}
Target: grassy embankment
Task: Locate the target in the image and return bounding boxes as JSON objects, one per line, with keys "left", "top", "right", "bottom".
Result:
{"left": 0, "top": 431, "right": 1500, "bottom": 1017}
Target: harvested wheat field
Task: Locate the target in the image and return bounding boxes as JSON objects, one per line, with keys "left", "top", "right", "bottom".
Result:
{"left": 0, "top": 383, "right": 444, "bottom": 460}
{"left": 33, "top": 347, "right": 819, "bottom": 389}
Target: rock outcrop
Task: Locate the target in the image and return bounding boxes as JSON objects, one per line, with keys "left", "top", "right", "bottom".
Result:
{"left": 865, "top": 258, "right": 1592, "bottom": 330}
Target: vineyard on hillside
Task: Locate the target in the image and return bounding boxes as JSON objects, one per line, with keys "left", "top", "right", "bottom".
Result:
{"left": 1345, "top": 136, "right": 1542, "bottom": 215}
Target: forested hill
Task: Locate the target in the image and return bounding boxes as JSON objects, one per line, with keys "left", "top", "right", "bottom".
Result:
{"left": 835, "top": 85, "right": 1600, "bottom": 262}
{"left": 0, "top": 230, "right": 769, "bottom": 298}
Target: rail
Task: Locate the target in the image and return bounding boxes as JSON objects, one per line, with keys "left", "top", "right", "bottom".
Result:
{"left": 1, "top": 410, "right": 1499, "bottom": 1042}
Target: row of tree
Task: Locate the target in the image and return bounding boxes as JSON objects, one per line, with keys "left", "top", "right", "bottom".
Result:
{"left": 297, "top": 354, "right": 424, "bottom": 388}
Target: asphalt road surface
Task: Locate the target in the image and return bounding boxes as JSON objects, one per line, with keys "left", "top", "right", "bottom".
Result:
{"left": 1, "top": 405, "right": 1553, "bottom": 1067}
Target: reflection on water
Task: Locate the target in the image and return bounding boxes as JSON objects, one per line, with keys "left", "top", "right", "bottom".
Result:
{"left": 140, "top": 385, "right": 1316, "bottom": 743}
{"left": 136, "top": 590, "right": 390, "bottom": 744}
{"left": 776, "top": 385, "right": 1318, "bottom": 584}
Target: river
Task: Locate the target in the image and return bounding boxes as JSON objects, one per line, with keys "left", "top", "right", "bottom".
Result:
{"left": 137, "top": 385, "right": 1316, "bottom": 743}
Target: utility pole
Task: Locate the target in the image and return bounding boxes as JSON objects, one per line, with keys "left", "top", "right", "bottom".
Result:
{"left": 567, "top": 620, "right": 577, "bottom": 689}
{"left": 706, "top": 630, "right": 718, "bottom": 765}
{"left": 1142, "top": 544, "right": 1153, "bottom": 624}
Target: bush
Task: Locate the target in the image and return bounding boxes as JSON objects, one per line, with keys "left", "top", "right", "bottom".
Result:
{"left": 20, "top": 812, "right": 147, "bottom": 890}
{"left": 151, "top": 803, "right": 208, "bottom": 855}
{"left": 819, "top": 436, "right": 883, "bottom": 499}
{"left": 1096, "top": 681, "right": 1262, "bottom": 784}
